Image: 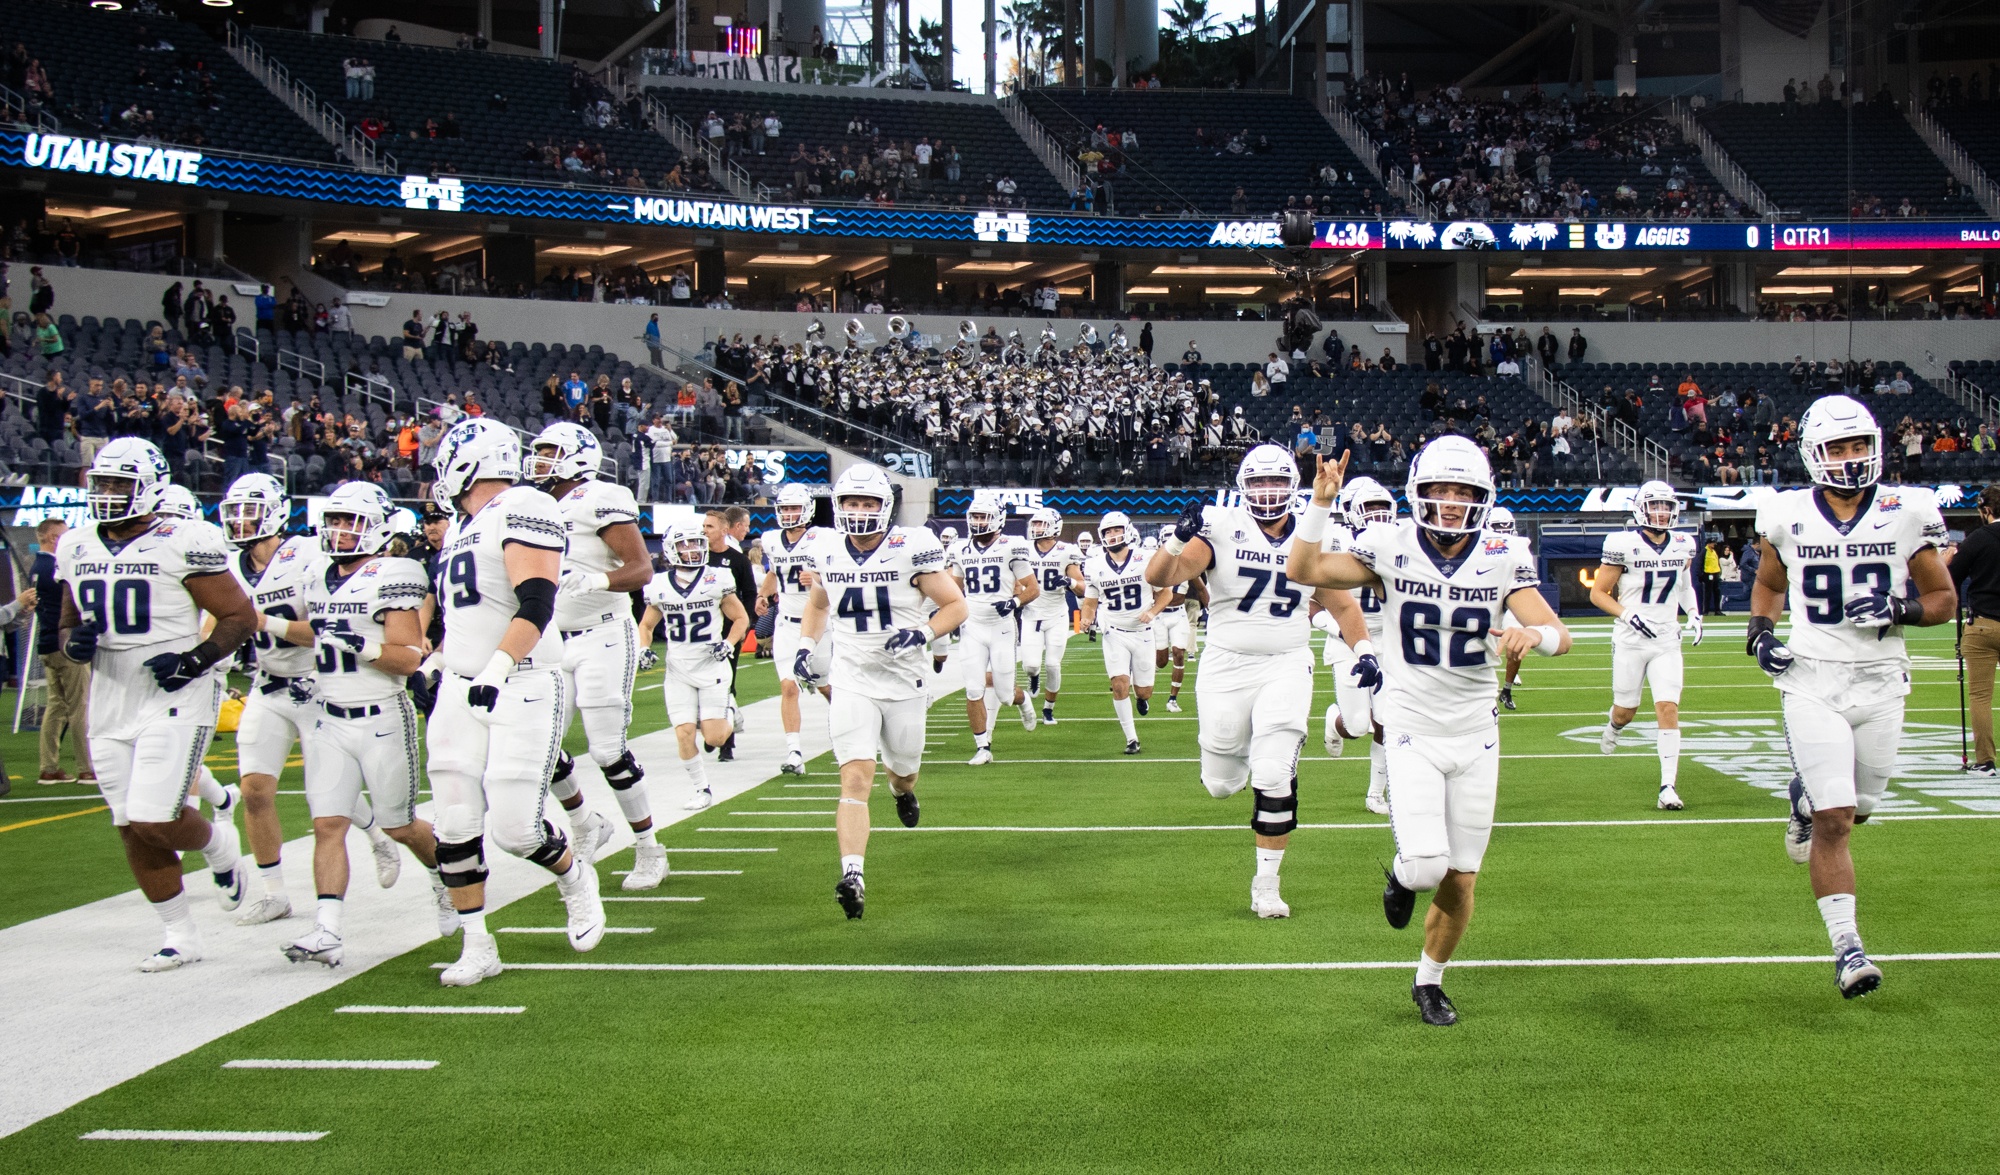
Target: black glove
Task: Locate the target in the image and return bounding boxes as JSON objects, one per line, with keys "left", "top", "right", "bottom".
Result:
{"left": 1172, "top": 500, "right": 1205, "bottom": 543}
{"left": 883, "top": 627, "right": 929, "bottom": 652}
{"left": 145, "top": 649, "right": 210, "bottom": 693}
{"left": 1747, "top": 622, "right": 1794, "bottom": 677}
{"left": 1350, "top": 652, "right": 1382, "bottom": 690}
{"left": 64, "top": 618, "right": 99, "bottom": 663}
{"left": 993, "top": 598, "right": 1018, "bottom": 619}
{"left": 409, "top": 669, "right": 440, "bottom": 718}
{"left": 1844, "top": 592, "right": 1920, "bottom": 629}
{"left": 467, "top": 682, "right": 500, "bottom": 711}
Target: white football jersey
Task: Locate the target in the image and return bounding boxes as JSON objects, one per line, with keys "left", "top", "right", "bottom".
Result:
{"left": 552, "top": 478, "right": 641, "bottom": 632}
{"left": 56, "top": 516, "right": 233, "bottom": 735}
{"left": 308, "top": 555, "right": 430, "bottom": 703}
{"left": 763, "top": 525, "right": 827, "bottom": 621}
{"left": 1322, "top": 521, "right": 1386, "bottom": 640}
{"left": 948, "top": 533, "right": 1035, "bottom": 626}
{"left": 435, "top": 485, "right": 568, "bottom": 677}
{"left": 233, "top": 535, "right": 325, "bottom": 678}
{"left": 1756, "top": 485, "right": 1946, "bottom": 664}
{"left": 810, "top": 526, "right": 948, "bottom": 701}
{"left": 1025, "top": 539, "right": 1084, "bottom": 619}
{"left": 1600, "top": 529, "right": 1699, "bottom": 642}
{"left": 1346, "top": 521, "right": 1541, "bottom": 736}
{"left": 1199, "top": 504, "right": 1310, "bottom": 655}
{"left": 1082, "top": 547, "right": 1155, "bottom": 632}
{"left": 643, "top": 565, "right": 733, "bottom": 671}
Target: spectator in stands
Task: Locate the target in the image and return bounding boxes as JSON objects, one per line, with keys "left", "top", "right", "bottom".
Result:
{"left": 254, "top": 285, "right": 276, "bottom": 334}
{"left": 401, "top": 311, "right": 425, "bottom": 362}
{"left": 561, "top": 370, "right": 589, "bottom": 420}
{"left": 1890, "top": 368, "right": 1913, "bottom": 395}
{"left": 1265, "top": 352, "right": 1288, "bottom": 395}
{"left": 1182, "top": 340, "right": 1202, "bottom": 365}
{"left": 1567, "top": 328, "right": 1588, "bottom": 365}
{"left": 32, "top": 312, "right": 62, "bottom": 362}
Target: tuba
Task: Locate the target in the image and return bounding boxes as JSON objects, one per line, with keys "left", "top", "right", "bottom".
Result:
{"left": 887, "top": 314, "right": 910, "bottom": 339}
{"left": 958, "top": 318, "right": 978, "bottom": 343}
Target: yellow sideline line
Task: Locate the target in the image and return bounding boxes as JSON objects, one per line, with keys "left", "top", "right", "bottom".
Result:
{"left": 0, "top": 804, "right": 108, "bottom": 833}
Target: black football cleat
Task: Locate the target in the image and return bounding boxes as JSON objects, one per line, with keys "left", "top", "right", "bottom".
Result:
{"left": 1382, "top": 867, "right": 1416, "bottom": 929}
{"left": 1136, "top": 696, "right": 1149, "bottom": 717}
{"left": 1499, "top": 687, "right": 1515, "bottom": 711}
{"left": 835, "top": 871, "right": 865, "bottom": 920}
{"left": 1412, "top": 983, "right": 1458, "bottom": 1026}
{"left": 1123, "top": 739, "right": 1142, "bottom": 755}
{"left": 894, "top": 788, "right": 920, "bottom": 828}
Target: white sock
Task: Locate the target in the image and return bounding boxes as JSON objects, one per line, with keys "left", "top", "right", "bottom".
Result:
{"left": 1112, "top": 696, "right": 1136, "bottom": 741}
{"left": 194, "top": 767, "right": 226, "bottom": 806}
{"left": 610, "top": 781, "right": 653, "bottom": 827}
{"left": 258, "top": 860, "right": 286, "bottom": 896}
{"left": 1818, "top": 893, "right": 1860, "bottom": 948}
{"left": 683, "top": 755, "right": 709, "bottom": 789}
{"left": 151, "top": 890, "right": 194, "bottom": 930}
{"left": 785, "top": 731, "right": 802, "bottom": 754}
{"left": 426, "top": 866, "right": 446, "bottom": 892}
{"left": 840, "top": 853, "right": 864, "bottom": 875}
{"left": 1416, "top": 950, "right": 1447, "bottom": 986}
{"left": 975, "top": 728, "right": 992, "bottom": 749}
{"left": 460, "top": 907, "right": 487, "bottom": 937}
{"left": 1607, "top": 706, "right": 1626, "bottom": 733}
{"left": 1255, "top": 847, "right": 1284, "bottom": 877}
{"left": 984, "top": 688, "right": 1001, "bottom": 715}
{"left": 635, "top": 825, "right": 658, "bottom": 846}
{"left": 549, "top": 771, "right": 582, "bottom": 803}
{"left": 316, "top": 896, "right": 343, "bottom": 936}
{"left": 1657, "top": 728, "right": 1682, "bottom": 789}
{"left": 1368, "top": 740, "right": 1388, "bottom": 799}
{"left": 202, "top": 820, "right": 240, "bottom": 873}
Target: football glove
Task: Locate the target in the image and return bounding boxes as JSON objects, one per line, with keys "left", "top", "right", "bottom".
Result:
{"left": 637, "top": 647, "right": 659, "bottom": 672}
{"left": 144, "top": 649, "right": 209, "bottom": 693}
{"left": 793, "top": 648, "right": 823, "bottom": 688}
{"left": 1623, "top": 613, "right": 1658, "bottom": 640}
{"left": 1350, "top": 652, "right": 1382, "bottom": 690}
{"left": 883, "top": 627, "right": 930, "bottom": 652}
{"left": 710, "top": 640, "right": 734, "bottom": 663}
{"left": 63, "top": 618, "right": 99, "bottom": 663}
{"left": 560, "top": 568, "right": 610, "bottom": 595}
{"left": 993, "top": 597, "right": 1018, "bottom": 619}
{"left": 1748, "top": 627, "right": 1794, "bottom": 677}
{"left": 1844, "top": 592, "right": 1920, "bottom": 630}
{"left": 320, "top": 629, "right": 377, "bottom": 662}
{"left": 1684, "top": 615, "right": 1704, "bottom": 647}
{"left": 1171, "top": 500, "right": 1205, "bottom": 543}
{"left": 467, "top": 651, "right": 512, "bottom": 712}
{"left": 409, "top": 668, "right": 440, "bottom": 718}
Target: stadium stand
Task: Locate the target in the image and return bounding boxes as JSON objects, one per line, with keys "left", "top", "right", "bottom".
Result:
{"left": 1930, "top": 101, "right": 2000, "bottom": 188}
{"left": 641, "top": 86, "right": 1070, "bottom": 210}
{"left": 1350, "top": 79, "right": 1740, "bottom": 220}
{"left": 247, "top": 27, "right": 686, "bottom": 186}
{"left": 1014, "top": 89, "right": 1385, "bottom": 216}
{"left": 1695, "top": 103, "right": 1981, "bottom": 219}
{"left": 7, "top": 0, "right": 338, "bottom": 163}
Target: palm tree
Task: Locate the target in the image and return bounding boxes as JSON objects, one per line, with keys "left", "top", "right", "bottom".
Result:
{"left": 998, "top": 0, "right": 1064, "bottom": 88}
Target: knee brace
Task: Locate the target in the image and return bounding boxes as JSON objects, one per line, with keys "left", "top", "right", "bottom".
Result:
{"left": 1394, "top": 853, "right": 1450, "bottom": 892}
{"left": 523, "top": 819, "right": 571, "bottom": 871}
{"left": 602, "top": 750, "right": 645, "bottom": 790}
{"left": 1251, "top": 777, "right": 1298, "bottom": 836}
{"left": 434, "top": 837, "right": 488, "bottom": 889}
{"left": 1201, "top": 750, "right": 1249, "bottom": 798}
{"left": 550, "top": 749, "right": 575, "bottom": 784}
{"left": 1045, "top": 662, "right": 1062, "bottom": 693}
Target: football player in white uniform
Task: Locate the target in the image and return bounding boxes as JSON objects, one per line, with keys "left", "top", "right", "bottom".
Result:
{"left": 57, "top": 439, "right": 259, "bottom": 970}
{"left": 1151, "top": 575, "right": 1203, "bottom": 713}
{"left": 528, "top": 423, "right": 661, "bottom": 886}
{"left": 1082, "top": 512, "right": 1171, "bottom": 754}
{"left": 274, "top": 483, "right": 455, "bottom": 966}
{"left": 427, "top": 419, "right": 606, "bottom": 987}
{"left": 797, "top": 463, "right": 967, "bottom": 918}
{"left": 1146, "top": 446, "right": 1357, "bottom": 918}
{"left": 759, "top": 483, "right": 831, "bottom": 775}
{"left": 1020, "top": 507, "right": 1083, "bottom": 725}
{"left": 640, "top": 520, "right": 751, "bottom": 812}
{"left": 1313, "top": 476, "right": 1394, "bottom": 814}
{"left": 1591, "top": 481, "right": 1703, "bottom": 810}
{"left": 1288, "top": 438, "right": 1573, "bottom": 1025}
{"left": 1747, "top": 395, "right": 1954, "bottom": 998}
{"left": 946, "top": 492, "right": 1040, "bottom": 765}
{"left": 142, "top": 485, "right": 246, "bottom": 822}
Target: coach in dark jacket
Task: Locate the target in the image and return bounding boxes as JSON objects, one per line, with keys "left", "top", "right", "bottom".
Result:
{"left": 1949, "top": 486, "right": 2000, "bottom": 774}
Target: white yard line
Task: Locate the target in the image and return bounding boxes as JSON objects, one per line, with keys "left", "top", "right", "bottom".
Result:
{"left": 494, "top": 926, "right": 656, "bottom": 934}
{"left": 602, "top": 896, "right": 705, "bottom": 903}
{"left": 81, "top": 1129, "right": 328, "bottom": 1142}
{"left": 222, "top": 1059, "right": 437, "bottom": 1070}
{"left": 700, "top": 812, "right": 2000, "bottom": 835}
{"left": 335, "top": 1005, "right": 523, "bottom": 1014}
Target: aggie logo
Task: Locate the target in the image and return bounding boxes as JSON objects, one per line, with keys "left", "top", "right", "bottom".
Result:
{"left": 1207, "top": 220, "right": 1283, "bottom": 247}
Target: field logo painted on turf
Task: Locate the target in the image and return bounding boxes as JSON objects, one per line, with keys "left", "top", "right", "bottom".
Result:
{"left": 1556, "top": 718, "right": 2000, "bottom": 812}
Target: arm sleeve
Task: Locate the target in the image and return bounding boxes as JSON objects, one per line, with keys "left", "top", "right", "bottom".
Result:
{"left": 1678, "top": 560, "right": 1700, "bottom": 617}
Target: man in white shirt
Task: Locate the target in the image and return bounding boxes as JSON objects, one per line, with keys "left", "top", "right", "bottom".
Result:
{"left": 1266, "top": 353, "right": 1289, "bottom": 392}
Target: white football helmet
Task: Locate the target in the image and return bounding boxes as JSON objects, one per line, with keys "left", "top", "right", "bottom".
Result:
{"left": 388, "top": 506, "right": 421, "bottom": 545}
{"left": 86, "top": 437, "right": 172, "bottom": 522}
{"left": 1098, "top": 510, "right": 1133, "bottom": 550}
{"left": 1486, "top": 506, "right": 1516, "bottom": 535}
{"left": 432, "top": 418, "right": 521, "bottom": 507}
{"left": 1406, "top": 435, "right": 1495, "bottom": 536}
{"left": 220, "top": 472, "right": 288, "bottom": 546}
{"left": 1632, "top": 480, "right": 1680, "bottom": 531}
{"left": 1028, "top": 506, "right": 1063, "bottom": 541}
{"left": 832, "top": 462, "right": 895, "bottom": 536}
{"left": 1800, "top": 394, "right": 1881, "bottom": 490}
{"left": 1076, "top": 530, "right": 1096, "bottom": 552}
{"left": 525, "top": 422, "right": 602, "bottom": 486}
{"left": 1237, "top": 444, "right": 1300, "bottom": 521}
{"left": 774, "top": 483, "right": 813, "bottom": 531}
{"left": 140, "top": 482, "right": 201, "bottom": 521}
{"left": 1339, "top": 476, "right": 1397, "bottom": 528}
{"left": 967, "top": 491, "right": 1006, "bottom": 537}
{"left": 320, "top": 481, "right": 395, "bottom": 557}
{"left": 667, "top": 518, "right": 709, "bottom": 567}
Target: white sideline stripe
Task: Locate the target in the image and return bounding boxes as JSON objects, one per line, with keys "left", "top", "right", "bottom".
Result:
{"left": 495, "top": 926, "right": 655, "bottom": 934}
{"left": 437, "top": 951, "right": 2000, "bottom": 975}
{"left": 660, "top": 847, "right": 779, "bottom": 853}
{"left": 702, "top": 812, "right": 2000, "bottom": 834}
{"left": 335, "top": 1005, "right": 524, "bottom": 1014}
{"left": 610, "top": 869, "right": 741, "bottom": 876}
{"left": 602, "top": 896, "right": 705, "bottom": 903}
{"left": 941, "top": 753, "right": 1666, "bottom": 763}
{"left": 782, "top": 783, "right": 841, "bottom": 788}
{"left": 722, "top": 810, "right": 836, "bottom": 816}
{"left": 759, "top": 796, "right": 837, "bottom": 801}
{"left": 222, "top": 1059, "right": 438, "bottom": 1070}
{"left": 82, "top": 1129, "right": 328, "bottom": 1142}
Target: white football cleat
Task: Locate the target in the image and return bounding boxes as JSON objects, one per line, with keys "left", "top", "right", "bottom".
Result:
{"left": 1600, "top": 723, "right": 1620, "bottom": 755}
{"left": 780, "top": 750, "right": 805, "bottom": 776}
{"left": 1323, "top": 703, "right": 1344, "bottom": 757}
{"left": 370, "top": 834, "right": 402, "bottom": 889}
{"left": 729, "top": 701, "right": 745, "bottom": 734}
{"left": 1251, "top": 875, "right": 1290, "bottom": 918}
{"left": 683, "top": 786, "right": 714, "bottom": 811}
{"left": 559, "top": 859, "right": 607, "bottom": 952}
{"left": 1657, "top": 785, "right": 1685, "bottom": 811}
{"left": 214, "top": 858, "right": 251, "bottom": 914}
{"left": 1365, "top": 791, "right": 1391, "bottom": 816}
{"left": 968, "top": 747, "right": 994, "bottom": 766}
{"left": 282, "top": 926, "right": 345, "bottom": 968}
{"left": 1019, "top": 699, "right": 1038, "bottom": 732}
{"left": 439, "top": 931, "right": 502, "bottom": 987}
{"left": 216, "top": 783, "right": 241, "bottom": 813}
{"left": 139, "top": 932, "right": 204, "bottom": 973}
{"left": 234, "top": 893, "right": 293, "bottom": 926}
{"left": 574, "top": 810, "right": 615, "bottom": 862}
{"left": 1166, "top": 697, "right": 1182, "bottom": 713}
{"left": 624, "top": 843, "right": 668, "bottom": 891}
{"left": 432, "top": 885, "right": 461, "bottom": 937}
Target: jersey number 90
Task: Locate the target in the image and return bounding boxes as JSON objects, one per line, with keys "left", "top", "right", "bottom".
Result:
{"left": 75, "top": 578, "right": 152, "bottom": 635}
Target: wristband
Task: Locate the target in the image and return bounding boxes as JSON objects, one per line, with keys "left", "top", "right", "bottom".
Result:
{"left": 256, "top": 612, "right": 270, "bottom": 633}
{"left": 1532, "top": 624, "right": 1562, "bottom": 656}
{"left": 1297, "top": 502, "right": 1330, "bottom": 546}
{"left": 1354, "top": 639, "right": 1374, "bottom": 658}
{"left": 918, "top": 623, "right": 936, "bottom": 642}
{"left": 584, "top": 572, "right": 611, "bottom": 593}
{"left": 1163, "top": 535, "right": 1186, "bottom": 556}
{"left": 1309, "top": 610, "right": 1335, "bottom": 633}
{"left": 477, "top": 649, "right": 516, "bottom": 680}
{"left": 357, "top": 638, "right": 384, "bottom": 662}
{"left": 797, "top": 636, "right": 817, "bottom": 655}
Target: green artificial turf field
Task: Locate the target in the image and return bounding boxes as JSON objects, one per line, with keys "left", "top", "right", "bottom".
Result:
{"left": 3, "top": 622, "right": 1997, "bottom": 1172}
